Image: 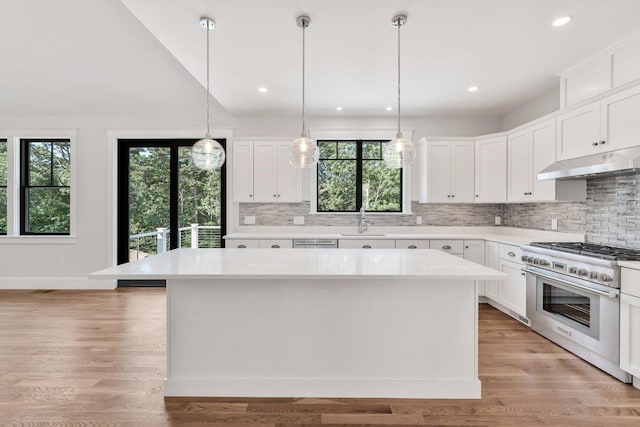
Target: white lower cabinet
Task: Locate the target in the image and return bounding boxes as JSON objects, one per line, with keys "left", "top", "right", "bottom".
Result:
{"left": 621, "top": 267, "right": 640, "bottom": 378}
{"left": 395, "top": 239, "right": 430, "bottom": 249}
{"left": 258, "top": 239, "right": 293, "bottom": 249}
{"left": 339, "top": 239, "right": 396, "bottom": 249}
{"left": 463, "top": 240, "right": 486, "bottom": 297}
{"left": 499, "top": 259, "right": 527, "bottom": 317}
{"left": 226, "top": 239, "right": 259, "bottom": 248}
{"left": 484, "top": 241, "right": 527, "bottom": 321}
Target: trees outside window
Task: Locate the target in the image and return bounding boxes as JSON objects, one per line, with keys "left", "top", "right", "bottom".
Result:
{"left": 317, "top": 140, "right": 402, "bottom": 212}
{"left": 20, "top": 139, "right": 71, "bottom": 234}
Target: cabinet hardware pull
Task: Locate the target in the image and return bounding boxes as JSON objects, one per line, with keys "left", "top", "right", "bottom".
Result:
{"left": 238, "top": 245, "right": 247, "bottom": 248}
{"left": 521, "top": 272, "right": 526, "bottom": 276}
{"left": 363, "top": 245, "right": 372, "bottom": 249}
{"left": 508, "top": 251, "right": 516, "bottom": 257}
{"left": 592, "top": 141, "right": 599, "bottom": 146}
{"left": 271, "top": 245, "right": 280, "bottom": 248}
{"left": 408, "top": 245, "right": 417, "bottom": 249}
{"left": 273, "top": 194, "right": 277, "bottom": 197}
{"left": 442, "top": 245, "right": 452, "bottom": 250}
{"left": 465, "top": 246, "right": 469, "bottom": 249}
{"left": 475, "top": 194, "right": 479, "bottom": 197}
{"left": 451, "top": 195, "right": 455, "bottom": 198}
{"left": 249, "top": 194, "right": 253, "bottom": 197}
{"left": 447, "top": 195, "right": 451, "bottom": 197}
{"left": 600, "top": 140, "right": 606, "bottom": 145}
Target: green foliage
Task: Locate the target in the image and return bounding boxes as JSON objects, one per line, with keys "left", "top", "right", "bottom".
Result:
{"left": 317, "top": 141, "right": 401, "bottom": 212}
{"left": 25, "top": 141, "right": 70, "bottom": 234}
{"left": 127, "top": 145, "right": 222, "bottom": 254}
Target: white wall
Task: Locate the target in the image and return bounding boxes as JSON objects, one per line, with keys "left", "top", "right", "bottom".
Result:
{"left": 501, "top": 88, "right": 560, "bottom": 130}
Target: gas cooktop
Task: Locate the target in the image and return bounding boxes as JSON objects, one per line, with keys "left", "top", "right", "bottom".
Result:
{"left": 529, "top": 242, "right": 640, "bottom": 261}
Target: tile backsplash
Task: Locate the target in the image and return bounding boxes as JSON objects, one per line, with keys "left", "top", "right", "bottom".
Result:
{"left": 238, "top": 170, "right": 640, "bottom": 248}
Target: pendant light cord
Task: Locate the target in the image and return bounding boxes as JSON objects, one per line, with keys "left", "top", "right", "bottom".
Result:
{"left": 396, "top": 21, "right": 401, "bottom": 137}
{"left": 205, "top": 23, "right": 211, "bottom": 138}
{"left": 301, "top": 22, "right": 306, "bottom": 138}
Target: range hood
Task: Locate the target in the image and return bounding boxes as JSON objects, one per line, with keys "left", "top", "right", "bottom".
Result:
{"left": 537, "top": 147, "right": 640, "bottom": 180}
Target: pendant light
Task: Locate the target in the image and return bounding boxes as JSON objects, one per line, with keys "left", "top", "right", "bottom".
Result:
{"left": 382, "top": 14, "right": 415, "bottom": 169}
{"left": 288, "top": 15, "right": 319, "bottom": 169}
{"left": 191, "top": 16, "right": 226, "bottom": 170}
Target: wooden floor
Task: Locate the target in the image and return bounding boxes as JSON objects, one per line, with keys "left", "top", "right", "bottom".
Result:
{"left": 1, "top": 289, "right": 639, "bottom": 426}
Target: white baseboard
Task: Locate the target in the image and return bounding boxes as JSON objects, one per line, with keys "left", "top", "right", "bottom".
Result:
{"left": 164, "top": 377, "right": 482, "bottom": 399}
{"left": 0, "top": 276, "right": 117, "bottom": 290}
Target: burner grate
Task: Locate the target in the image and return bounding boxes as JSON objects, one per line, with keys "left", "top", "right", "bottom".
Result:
{"left": 530, "top": 242, "right": 640, "bottom": 261}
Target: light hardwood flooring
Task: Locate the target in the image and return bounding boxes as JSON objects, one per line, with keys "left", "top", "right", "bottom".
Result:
{"left": 1, "top": 289, "right": 639, "bottom": 426}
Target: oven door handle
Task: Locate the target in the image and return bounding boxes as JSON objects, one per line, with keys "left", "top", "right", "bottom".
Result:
{"left": 525, "top": 269, "right": 619, "bottom": 299}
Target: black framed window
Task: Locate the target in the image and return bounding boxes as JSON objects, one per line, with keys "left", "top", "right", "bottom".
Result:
{"left": 0, "top": 139, "right": 7, "bottom": 234}
{"left": 317, "top": 140, "right": 402, "bottom": 212}
{"left": 20, "top": 139, "right": 71, "bottom": 235}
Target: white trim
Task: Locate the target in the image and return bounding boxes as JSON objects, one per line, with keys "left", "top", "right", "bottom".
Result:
{"left": 0, "top": 129, "right": 77, "bottom": 239}
{"left": 311, "top": 127, "right": 413, "bottom": 141}
{"left": 0, "top": 276, "right": 116, "bottom": 290}
{"left": 165, "top": 377, "right": 481, "bottom": 398}
{"left": 105, "top": 128, "right": 234, "bottom": 267}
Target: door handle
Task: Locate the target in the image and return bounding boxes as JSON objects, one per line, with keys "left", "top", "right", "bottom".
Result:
{"left": 442, "top": 245, "right": 452, "bottom": 250}
{"left": 238, "top": 244, "right": 247, "bottom": 248}
{"left": 271, "top": 245, "right": 280, "bottom": 248}
{"left": 408, "top": 245, "right": 417, "bottom": 249}
{"left": 508, "top": 251, "right": 516, "bottom": 257}
{"left": 362, "top": 245, "right": 372, "bottom": 249}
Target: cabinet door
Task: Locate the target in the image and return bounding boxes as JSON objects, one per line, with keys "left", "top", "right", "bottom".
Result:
{"left": 338, "top": 239, "right": 396, "bottom": 249}
{"left": 275, "top": 141, "right": 302, "bottom": 202}
{"left": 611, "top": 33, "right": 640, "bottom": 88}
{"left": 561, "top": 54, "right": 611, "bottom": 107}
{"left": 232, "top": 141, "right": 254, "bottom": 202}
{"left": 451, "top": 141, "right": 475, "bottom": 203}
{"left": 507, "top": 129, "right": 531, "bottom": 202}
{"left": 600, "top": 84, "right": 640, "bottom": 152}
{"left": 464, "top": 240, "right": 486, "bottom": 297}
{"left": 531, "top": 118, "right": 558, "bottom": 201}
{"left": 396, "top": 239, "right": 430, "bottom": 249}
{"left": 426, "top": 141, "right": 452, "bottom": 202}
{"left": 620, "top": 293, "right": 640, "bottom": 377}
{"left": 500, "top": 259, "right": 527, "bottom": 317}
{"left": 484, "top": 241, "right": 501, "bottom": 302}
{"left": 226, "top": 239, "right": 259, "bottom": 249}
{"left": 252, "top": 142, "right": 278, "bottom": 202}
{"left": 475, "top": 136, "right": 507, "bottom": 203}
{"left": 556, "top": 102, "right": 601, "bottom": 160}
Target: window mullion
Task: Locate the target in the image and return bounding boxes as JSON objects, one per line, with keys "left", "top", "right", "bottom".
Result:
{"left": 355, "top": 140, "right": 363, "bottom": 211}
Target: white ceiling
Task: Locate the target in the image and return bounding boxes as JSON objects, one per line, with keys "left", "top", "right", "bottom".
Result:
{"left": 1, "top": 1, "right": 640, "bottom": 119}
{"left": 120, "top": 0, "right": 640, "bottom": 117}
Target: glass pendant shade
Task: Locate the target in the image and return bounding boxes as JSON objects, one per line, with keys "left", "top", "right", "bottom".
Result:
{"left": 191, "top": 137, "right": 225, "bottom": 170}
{"left": 382, "top": 134, "right": 416, "bottom": 169}
{"left": 288, "top": 136, "right": 319, "bottom": 169}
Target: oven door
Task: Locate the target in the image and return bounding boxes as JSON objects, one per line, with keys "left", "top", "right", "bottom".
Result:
{"left": 526, "top": 267, "right": 620, "bottom": 362}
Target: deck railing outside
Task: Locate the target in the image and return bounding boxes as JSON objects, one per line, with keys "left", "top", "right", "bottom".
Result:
{"left": 129, "top": 224, "right": 221, "bottom": 261}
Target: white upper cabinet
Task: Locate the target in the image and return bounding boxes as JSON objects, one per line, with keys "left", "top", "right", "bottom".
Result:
{"left": 556, "top": 101, "right": 602, "bottom": 159}
{"left": 557, "top": 84, "right": 640, "bottom": 160}
{"left": 600, "top": 84, "right": 640, "bottom": 152}
{"left": 475, "top": 136, "right": 507, "bottom": 203}
{"left": 421, "top": 139, "right": 474, "bottom": 203}
{"left": 508, "top": 118, "right": 561, "bottom": 202}
{"left": 232, "top": 140, "right": 301, "bottom": 203}
{"left": 232, "top": 140, "right": 254, "bottom": 202}
{"left": 560, "top": 30, "right": 640, "bottom": 108}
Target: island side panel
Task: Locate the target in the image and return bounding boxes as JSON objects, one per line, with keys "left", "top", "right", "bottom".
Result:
{"left": 165, "top": 277, "right": 480, "bottom": 398}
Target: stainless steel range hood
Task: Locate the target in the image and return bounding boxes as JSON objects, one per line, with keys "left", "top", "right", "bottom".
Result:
{"left": 537, "top": 147, "right": 640, "bottom": 180}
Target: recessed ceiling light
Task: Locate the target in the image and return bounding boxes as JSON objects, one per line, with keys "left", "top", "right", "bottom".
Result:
{"left": 386, "top": 106, "right": 393, "bottom": 111}
{"left": 258, "top": 87, "right": 268, "bottom": 93}
{"left": 336, "top": 106, "right": 343, "bottom": 111}
{"left": 468, "top": 86, "right": 479, "bottom": 93}
{"left": 553, "top": 15, "right": 572, "bottom": 27}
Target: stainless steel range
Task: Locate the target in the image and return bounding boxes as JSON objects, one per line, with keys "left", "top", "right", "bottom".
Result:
{"left": 522, "top": 242, "right": 640, "bottom": 383}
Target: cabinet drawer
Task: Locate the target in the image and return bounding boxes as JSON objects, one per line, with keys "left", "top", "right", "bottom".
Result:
{"left": 339, "top": 239, "right": 396, "bottom": 249}
{"left": 258, "top": 239, "right": 293, "bottom": 249}
{"left": 227, "top": 239, "right": 259, "bottom": 249}
{"left": 430, "top": 240, "right": 463, "bottom": 254}
{"left": 499, "top": 243, "right": 523, "bottom": 262}
{"left": 395, "top": 239, "right": 430, "bottom": 249}
{"left": 622, "top": 267, "right": 640, "bottom": 298}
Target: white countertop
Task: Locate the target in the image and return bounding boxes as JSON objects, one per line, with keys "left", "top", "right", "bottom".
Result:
{"left": 91, "top": 248, "right": 507, "bottom": 281}
{"left": 619, "top": 261, "right": 640, "bottom": 270}
{"left": 225, "top": 226, "right": 584, "bottom": 247}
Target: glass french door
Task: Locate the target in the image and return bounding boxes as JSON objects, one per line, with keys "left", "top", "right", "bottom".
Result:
{"left": 117, "top": 139, "right": 226, "bottom": 285}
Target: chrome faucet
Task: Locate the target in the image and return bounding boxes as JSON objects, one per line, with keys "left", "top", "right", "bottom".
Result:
{"left": 358, "top": 207, "right": 369, "bottom": 233}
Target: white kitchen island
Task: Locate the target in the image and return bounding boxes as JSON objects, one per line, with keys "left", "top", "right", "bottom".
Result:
{"left": 91, "top": 248, "right": 506, "bottom": 399}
